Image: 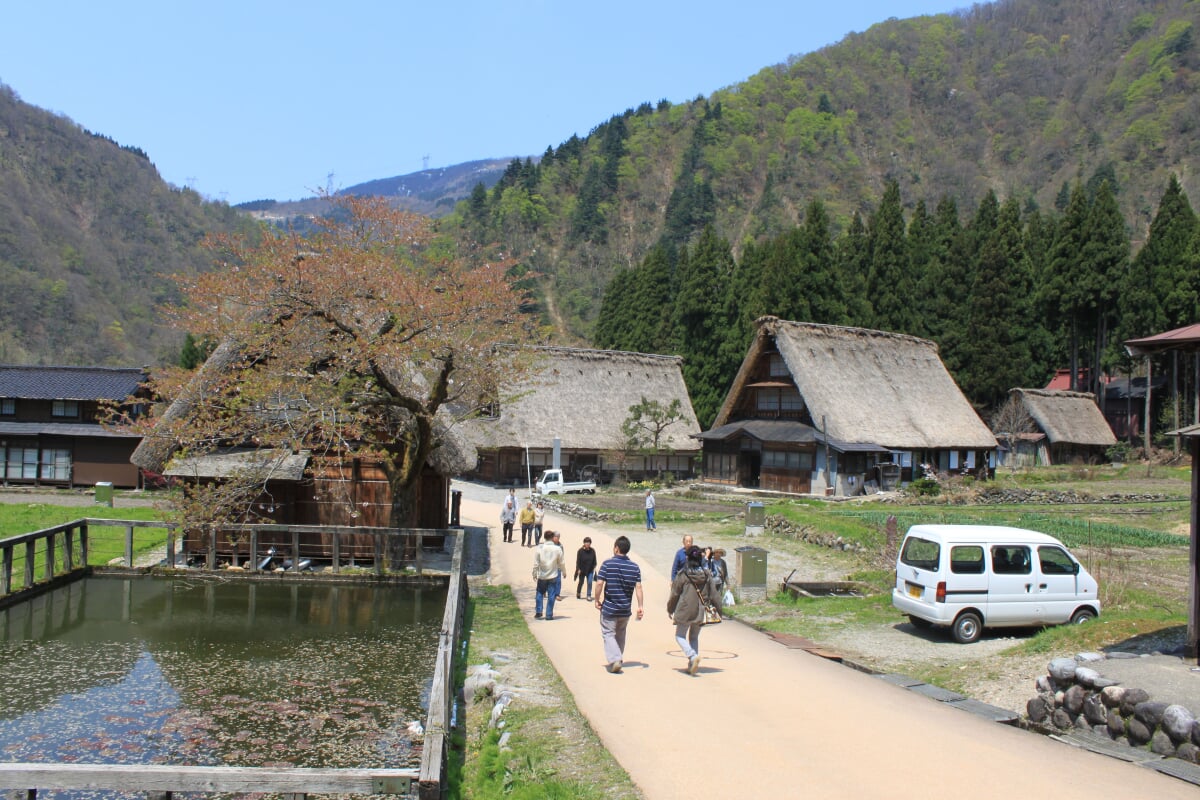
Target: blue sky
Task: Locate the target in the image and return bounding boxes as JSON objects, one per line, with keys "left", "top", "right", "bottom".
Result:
{"left": 2, "top": 1, "right": 962, "bottom": 204}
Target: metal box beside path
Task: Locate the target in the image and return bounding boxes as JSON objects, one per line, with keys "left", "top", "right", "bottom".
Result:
{"left": 94, "top": 481, "right": 113, "bottom": 507}
{"left": 745, "top": 501, "right": 764, "bottom": 535}
{"left": 735, "top": 545, "right": 768, "bottom": 602}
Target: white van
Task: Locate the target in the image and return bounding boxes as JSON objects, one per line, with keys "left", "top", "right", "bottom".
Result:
{"left": 892, "top": 524, "right": 1100, "bottom": 643}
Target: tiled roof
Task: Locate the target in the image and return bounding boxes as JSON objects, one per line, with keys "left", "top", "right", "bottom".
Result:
{"left": 0, "top": 421, "right": 141, "bottom": 438}
{"left": 0, "top": 365, "right": 146, "bottom": 402}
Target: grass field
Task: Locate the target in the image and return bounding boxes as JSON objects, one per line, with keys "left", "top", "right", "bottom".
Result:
{"left": 0, "top": 502, "right": 175, "bottom": 575}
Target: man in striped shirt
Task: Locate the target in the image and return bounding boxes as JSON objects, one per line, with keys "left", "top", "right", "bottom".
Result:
{"left": 593, "top": 535, "right": 644, "bottom": 673}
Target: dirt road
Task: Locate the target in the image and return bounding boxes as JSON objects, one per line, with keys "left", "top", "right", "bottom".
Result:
{"left": 461, "top": 495, "right": 1195, "bottom": 799}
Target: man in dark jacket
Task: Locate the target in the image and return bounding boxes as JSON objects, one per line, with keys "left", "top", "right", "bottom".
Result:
{"left": 574, "top": 536, "right": 598, "bottom": 600}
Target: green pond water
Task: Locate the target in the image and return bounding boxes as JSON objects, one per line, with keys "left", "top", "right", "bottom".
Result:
{"left": 0, "top": 576, "right": 445, "bottom": 778}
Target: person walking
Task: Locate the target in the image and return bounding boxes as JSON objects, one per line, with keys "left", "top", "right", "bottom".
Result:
{"left": 533, "top": 501, "right": 546, "bottom": 545}
{"left": 667, "top": 545, "right": 723, "bottom": 676}
{"left": 644, "top": 489, "right": 657, "bottom": 530}
{"left": 519, "top": 499, "right": 537, "bottom": 547}
{"left": 551, "top": 530, "right": 566, "bottom": 601}
{"left": 708, "top": 547, "right": 729, "bottom": 594}
{"left": 594, "top": 535, "right": 644, "bottom": 673}
{"left": 533, "top": 529, "right": 566, "bottom": 620}
{"left": 574, "top": 536, "right": 597, "bottom": 600}
{"left": 670, "top": 534, "right": 694, "bottom": 580}
{"left": 500, "top": 489, "right": 517, "bottom": 543}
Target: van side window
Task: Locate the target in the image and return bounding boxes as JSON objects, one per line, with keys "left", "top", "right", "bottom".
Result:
{"left": 899, "top": 537, "right": 939, "bottom": 571}
{"left": 991, "top": 545, "right": 1031, "bottom": 574}
{"left": 1038, "top": 546, "right": 1076, "bottom": 575}
{"left": 950, "top": 545, "right": 984, "bottom": 574}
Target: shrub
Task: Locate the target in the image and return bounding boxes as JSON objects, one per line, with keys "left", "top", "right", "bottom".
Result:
{"left": 907, "top": 478, "right": 941, "bottom": 497}
{"left": 1105, "top": 441, "right": 1133, "bottom": 463}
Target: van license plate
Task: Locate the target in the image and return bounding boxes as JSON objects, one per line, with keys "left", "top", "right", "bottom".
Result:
{"left": 907, "top": 583, "right": 922, "bottom": 599}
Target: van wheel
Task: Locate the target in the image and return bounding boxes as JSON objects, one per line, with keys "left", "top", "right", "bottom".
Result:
{"left": 1070, "top": 609, "right": 1095, "bottom": 624}
{"left": 952, "top": 612, "right": 982, "bottom": 644}
{"left": 908, "top": 615, "right": 932, "bottom": 630}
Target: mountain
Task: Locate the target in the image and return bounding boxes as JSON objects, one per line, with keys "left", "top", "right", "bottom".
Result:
{"left": 0, "top": 84, "right": 254, "bottom": 367}
{"left": 235, "top": 158, "right": 514, "bottom": 223}
{"left": 445, "top": 0, "right": 1200, "bottom": 340}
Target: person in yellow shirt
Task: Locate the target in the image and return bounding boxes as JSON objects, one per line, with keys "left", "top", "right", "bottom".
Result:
{"left": 519, "top": 500, "right": 537, "bottom": 547}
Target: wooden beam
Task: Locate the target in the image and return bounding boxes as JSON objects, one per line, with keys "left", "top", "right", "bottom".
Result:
{"left": 1189, "top": 435, "right": 1199, "bottom": 662}
{"left": 0, "top": 763, "right": 415, "bottom": 794}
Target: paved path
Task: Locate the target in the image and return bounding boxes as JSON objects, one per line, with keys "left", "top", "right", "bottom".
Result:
{"left": 461, "top": 495, "right": 1196, "bottom": 799}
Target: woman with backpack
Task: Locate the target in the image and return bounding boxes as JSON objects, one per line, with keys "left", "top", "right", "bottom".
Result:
{"left": 666, "top": 545, "right": 722, "bottom": 676}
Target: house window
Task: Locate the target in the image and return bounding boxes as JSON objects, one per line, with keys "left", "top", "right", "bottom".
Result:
{"left": 768, "top": 354, "right": 788, "bottom": 377}
{"left": 842, "top": 453, "right": 868, "bottom": 473}
{"left": 704, "top": 452, "right": 737, "bottom": 481}
{"left": 0, "top": 398, "right": 13, "bottom": 416}
{"left": 52, "top": 400, "right": 79, "bottom": 418}
{"left": 755, "top": 387, "right": 802, "bottom": 413}
{"left": 762, "top": 450, "right": 813, "bottom": 470}
{"left": 40, "top": 448, "right": 71, "bottom": 481}
{"left": 5, "top": 446, "right": 38, "bottom": 480}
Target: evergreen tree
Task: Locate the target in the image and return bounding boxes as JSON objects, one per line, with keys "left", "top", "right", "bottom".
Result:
{"left": 593, "top": 267, "right": 636, "bottom": 350}
{"left": 178, "top": 332, "right": 213, "bottom": 370}
{"left": 1120, "top": 175, "right": 1198, "bottom": 340}
{"left": 835, "top": 212, "right": 873, "bottom": 327}
{"left": 906, "top": 199, "right": 935, "bottom": 339}
{"left": 866, "top": 180, "right": 915, "bottom": 333}
{"left": 673, "top": 225, "right": 735, "bottom": 427}
{"left": 1042, "top": 183, "right": 1091, "bottom": 390}
{"left": 754, "top": 226, "right": 803, "bottom": 320}
{"left": 1081, "top": 181, "right": 1129, "bottom": 396}
{"left": 797, "top": 200, "right": 845, "bottom": 325}
{"left": 626, "top": 245, "right": 676, "bottom": 353}
{"left": 959, "top": 197, "right": 1033, "bottom": 408}
{"left": 919, "top": 196, "right": 969, "bottom": 376}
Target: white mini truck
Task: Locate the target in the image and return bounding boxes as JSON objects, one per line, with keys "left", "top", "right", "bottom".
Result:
{"left": 892, "top": 524, "right": 1100, "bottom": 643}
{"left": 535, "top": 468, "right": 596, "bottom": 495}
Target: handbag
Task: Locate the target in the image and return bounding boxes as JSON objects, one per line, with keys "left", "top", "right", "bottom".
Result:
{"left": 691, "top": 580, "right": 721, "bottom": 625}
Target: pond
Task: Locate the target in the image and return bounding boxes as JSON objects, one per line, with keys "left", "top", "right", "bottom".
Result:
{"left": 0, "top": 576, "right": 445, "bottom": 779}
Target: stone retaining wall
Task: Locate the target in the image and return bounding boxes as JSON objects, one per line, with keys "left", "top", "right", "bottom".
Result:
{"left": 1026, "top": 654, "right": 1200, "bottom": 764}
{"left": 535, "top": 496, "right": 614, "bottom": 523}
{"left": 764, "top": 515, "right": 868, "bottom": 554}
{"left": 973, "top": 488, "right": 1169, "bottom": 505}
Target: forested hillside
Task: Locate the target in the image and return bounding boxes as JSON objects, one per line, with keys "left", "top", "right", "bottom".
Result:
{"left": 450, "top": 0, "right": 1200, "bottom": 352}
{"left": 0, "top": 84, "right": 253, "bottom": 366}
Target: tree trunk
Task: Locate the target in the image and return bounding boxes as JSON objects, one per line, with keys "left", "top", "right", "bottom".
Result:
{"left": 387, "top": 477, "right": 420, "bottom": 569}
{"left": 1069, "top": 319, "right": 1080, "bottom": 392}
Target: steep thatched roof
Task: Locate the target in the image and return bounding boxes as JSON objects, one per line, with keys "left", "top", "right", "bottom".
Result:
{"left": 132, "top": 339, "right": 475, "bottom": 477}
{"left": 163, "top": 448, "right": 312, "bottom": 481}
{"left": 1012, "top": 389, "right": 1117, "bottom": 446}
{"left": 714, "top": 318, "right": 996, "bottom": 450}
{"left": 461, "top": 346, "right": 701, "bottom": 452}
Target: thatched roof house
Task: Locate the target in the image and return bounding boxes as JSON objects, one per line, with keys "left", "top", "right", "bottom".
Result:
{"left": 1002, "top": 389, "right": 1116, "bottom": 466}
{"left": 460, "top": 346, "right": 701, "bottom": 485}
{"left": 698, "top": 318, "right": 996, "bottom": 495}
{"left": 132, "top": 341, "right": 475, "bottom": 531}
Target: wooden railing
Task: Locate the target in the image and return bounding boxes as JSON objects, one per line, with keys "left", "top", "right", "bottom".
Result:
{"left": 191, "top": 523, "right": 451, "bottom": 576}
{"left": 0, "top": 525, "right": 475, "bottom": 797}
{"left": 0, "top": 763, "right": 417, "bottom": 797}
{"left": 0, "top": 520, "right": 453, "bottom": 606}
{"left": 0, "top": 518, "right": 177, "bottom": 601}
{"left": 419, "top": 522, "right": 470, "bottom": 798}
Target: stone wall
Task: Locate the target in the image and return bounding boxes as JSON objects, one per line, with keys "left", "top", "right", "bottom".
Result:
{"left": 1026, "top": 654, "right": 1200, "bottom": 764}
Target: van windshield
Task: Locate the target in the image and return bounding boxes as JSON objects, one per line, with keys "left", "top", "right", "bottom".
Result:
{"left": 900, "top": 536, "right": 940, "bottom": 571}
